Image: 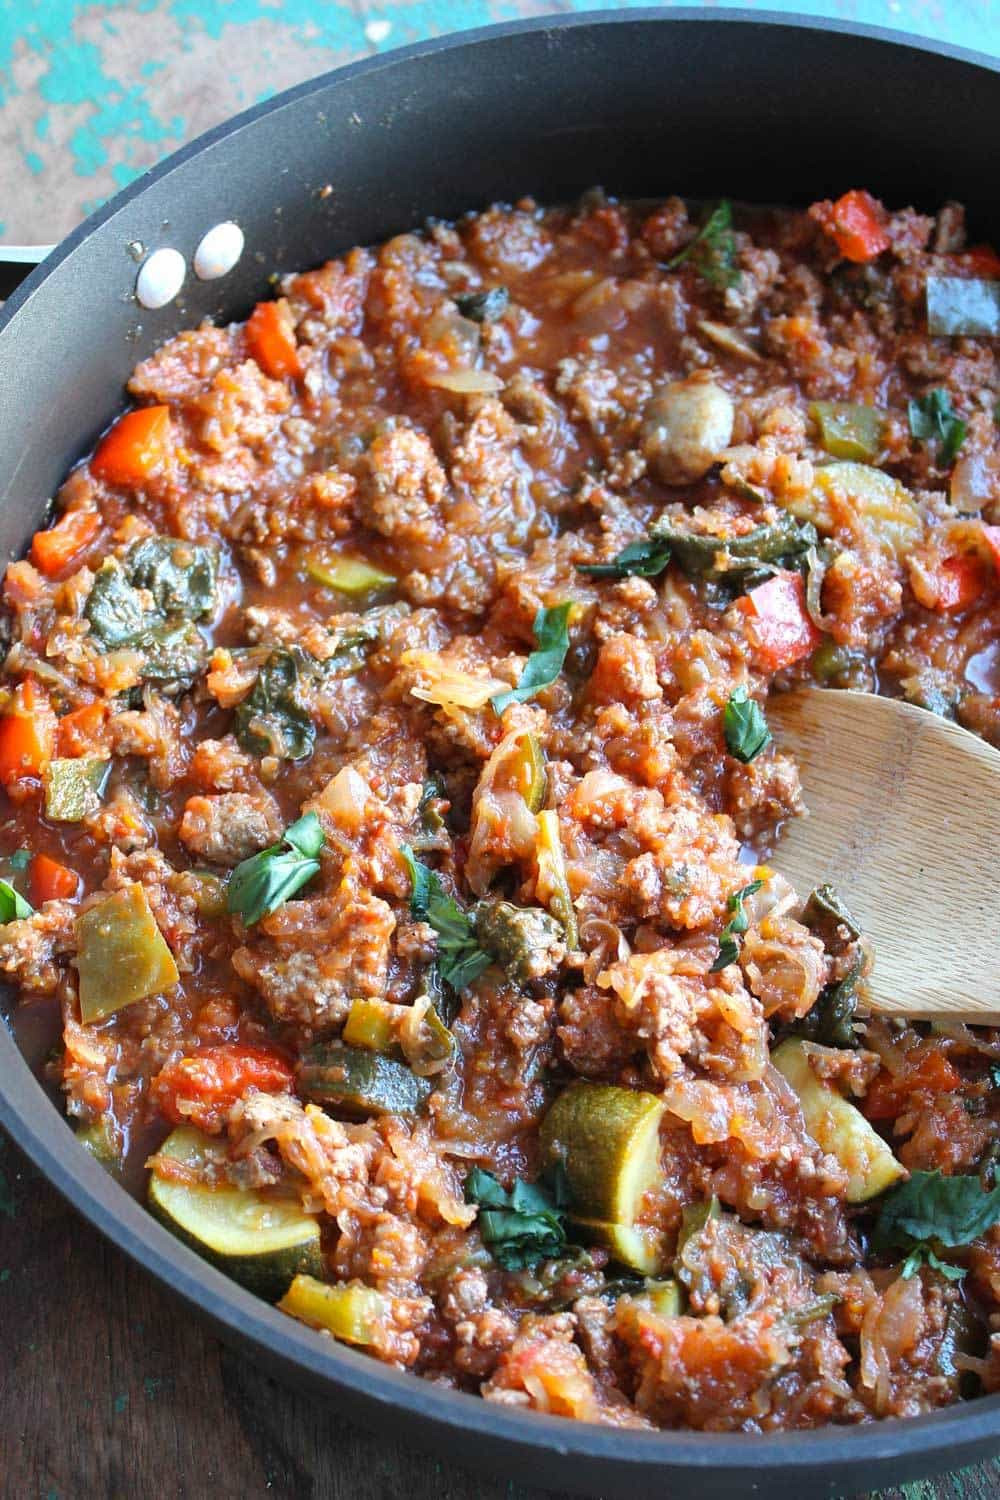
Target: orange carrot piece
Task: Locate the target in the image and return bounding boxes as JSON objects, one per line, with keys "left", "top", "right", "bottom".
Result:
{"left": 245, "top": 300, "right": 302, "bottom": 379}
{"left": 29, "top": 853, "right": 81, "bottom": 905}
{"left": 810, "top": 189, "right": 890, "bottom": 264}
{"left": 56, "top": 702, "right": 108, "bottom": 758}
{"left": 91, "top": 406, "right": 172, "bottom": 487}
{"left": 0, "top": 680, "right": 56, "bottom": 790}
{"left": 30, "top": 506, "right": 101, "bottom": 577}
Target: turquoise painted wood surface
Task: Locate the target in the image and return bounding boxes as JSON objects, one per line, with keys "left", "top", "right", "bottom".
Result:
{"left": 1, "top": 3, "right": 1000, "bottom": 1498}
{"left": 0, "top": 0, "right": 998, "bottom": 239}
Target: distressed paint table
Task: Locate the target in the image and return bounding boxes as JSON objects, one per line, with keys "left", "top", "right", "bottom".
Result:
{"left": 2, "top": 2, "right": 1000, "bottom": 1497}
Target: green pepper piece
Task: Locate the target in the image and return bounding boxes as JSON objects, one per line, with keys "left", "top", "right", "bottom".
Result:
{"left": 343, "top": 997, "right": 404, "bottom": 1054}
{"left": 536, "top": 809, "right": 578, "bottom": 949}
{"left": 810, "top": 401, "right": 885, "bottom": 462}
{"left": 44, "top": 757, "right": 111, "bottom": 822}
{"left": 76, "top": 883, "right": 180, "bottom": 1022}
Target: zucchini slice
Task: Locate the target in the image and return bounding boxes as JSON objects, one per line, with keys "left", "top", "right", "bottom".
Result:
{"left": 571, "top": 1218, "right": 666, "bottom": 1276}
{"left": 278, "top": 1274, "right": 386, "bottom": 1346}
{"left": 540, "top": 1081, "right": 665, "bottom": 1225}
{"left": 297, "top": 1043, "right": 431, "bottom": 1116}
{"left": 148, "top": 1125, "right": 322, "bottom": 1300}
{"left": 771, "top": 1038, "right": 905, "bottom": 1203}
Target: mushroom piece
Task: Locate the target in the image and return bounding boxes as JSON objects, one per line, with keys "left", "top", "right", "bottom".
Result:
{"left": 641, "top": 373, "right": 735, "bottom": 485}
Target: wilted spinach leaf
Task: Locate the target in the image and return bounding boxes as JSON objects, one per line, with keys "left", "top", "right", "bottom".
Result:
{"left": 126, "top": 536, "right": 220, "bottom": 619}
{"left": 234, "top": 647, "right": 317, "bottom": 761}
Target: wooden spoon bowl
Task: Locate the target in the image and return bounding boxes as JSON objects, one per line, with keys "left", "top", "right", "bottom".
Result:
{"left": 767, "top": 688, "right": 1000, "bottom": 1023}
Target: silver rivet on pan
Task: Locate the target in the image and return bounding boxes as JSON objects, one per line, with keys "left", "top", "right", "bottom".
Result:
{"left": 135, "top": 247, "right": 186, "bottom": 309}
{"left": 193, "top": 221, "right": 245, "bottom": 280}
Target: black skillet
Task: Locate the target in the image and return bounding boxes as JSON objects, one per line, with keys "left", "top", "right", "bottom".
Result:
{"left": 1, "top": 11, "right": 999, "bottom": 1496}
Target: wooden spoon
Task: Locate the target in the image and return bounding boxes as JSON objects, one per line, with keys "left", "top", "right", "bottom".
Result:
{"left": 766, "top": 688, "right": 1000, "bottom": 1023}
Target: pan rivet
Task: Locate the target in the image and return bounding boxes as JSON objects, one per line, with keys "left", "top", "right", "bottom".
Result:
{"left": 135, "top": 247, "right": 186, "bottom": 309}
{"left": 193, "top": 221, "right": 245, "bottom": 280}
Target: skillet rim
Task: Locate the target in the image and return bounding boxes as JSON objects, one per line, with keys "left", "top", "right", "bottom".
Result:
{"left": 2, "top": 8, "right": 1000, "bottom": 1489}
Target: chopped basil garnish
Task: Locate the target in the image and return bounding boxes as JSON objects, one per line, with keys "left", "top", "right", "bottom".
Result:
{"left": 900, "top": 1245, "right": 967, "bottom": 1282}
{"left": 0, "top": 879, "right": 33, "bottom": 924}
{"left": 465, "top": 1166, "right": 568, "bottom": 1270}
{"left": 578, "top": 535, "right": 673, "bottom": 581}
{"left": 401, "top": 845, "right": 491, "bottom": 992}
{"left": 7, "top": 849, "right": 30, "bottom": 872}
{"left": 908, "top": 389, "right": 966, "bottom": 467}
{"left": 723, "top": 688, "right": 772, "bottom": 763}
{"left": 872, "top": 1169, "right": 1000, "bottom": 1281}
{"left": 668, "top": 200, "right": 741, "bottom": 290}
{"left": 226, "top": 812, "right": 325, "bottom": 926}
{"left": 491, "top": 603, "right": 572, "bottom": 714}
{"left": 709, "top": 879, "right": 763, "bottom": 973}
{"left": 454, "top": 286, "right": 509, "bottom": 323}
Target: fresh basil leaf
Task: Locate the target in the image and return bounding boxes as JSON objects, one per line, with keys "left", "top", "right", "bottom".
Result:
{"left": 401, "top": 845, "right": 491, "bottom": 992}
{"left": 0, "top": 878, "right": 33, "bottom": 923}
{"left": 709, "top": 879, "right": 763, "bottom": 973}
{"left": 578, "top": 536, "right": 673, "bottom": 580}
{"left": 667, "top": 200, "right": 741, "bottom": 290}
{"left": 723, "top": 688, "right": 772, "bottom": 763}
{"left": 908, "top": 389, "right": 967, "bottom": 467}
{"left": 226, "top": 815, "right": 325, "bottom": 926}
{"left": 901, "top": 1245, "right": 966, "bottom": 1282}
{"left": 492, "top": 603, "right": 572, "bottom": 714}
{"left": 873, "top": 1170, "right": 1000, "bottom": 1266}
{"left": 283, "top": 812, "right": 325, "bottom": 860}
{"left": 454, "top": 287, "right": 509, "bottom": 323}
{"left": 465, "top": 1166, "right": 568, "bottom": 1270}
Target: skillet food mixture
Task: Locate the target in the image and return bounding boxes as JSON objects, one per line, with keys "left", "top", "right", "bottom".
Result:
{"left": 6, "top": 190, "right": 1000, "bottom": 1431}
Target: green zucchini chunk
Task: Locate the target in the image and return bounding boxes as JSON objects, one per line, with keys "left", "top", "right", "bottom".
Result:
{"left": 148, "top": 1125, "right": 322, "bottom": 1301}
{"left": 297, "top": 1043, "right": 432, "bottom": 1116}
